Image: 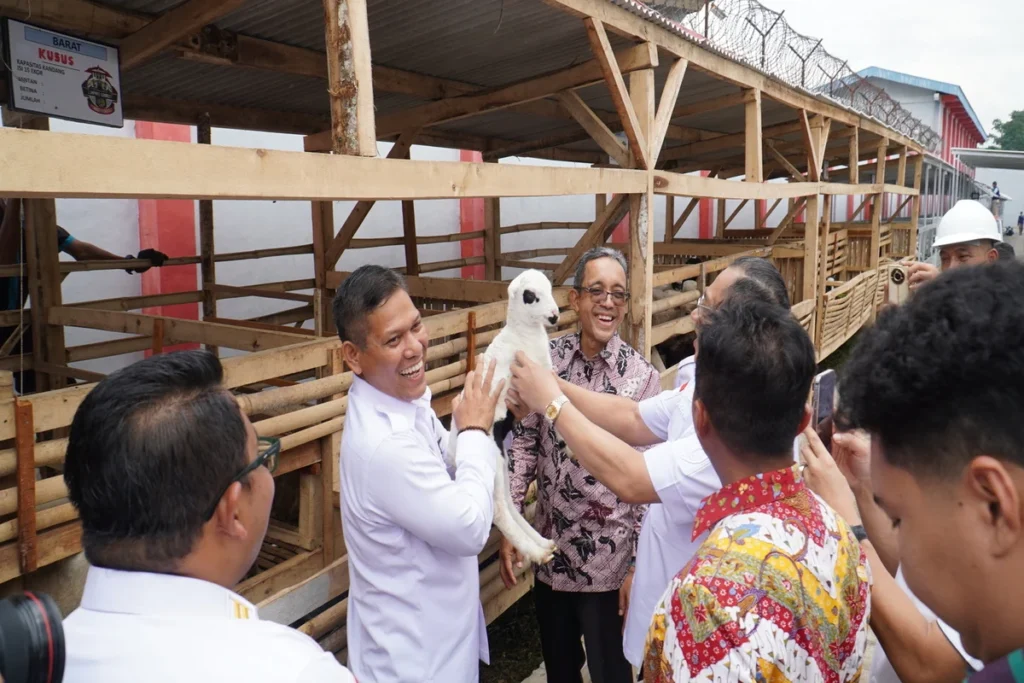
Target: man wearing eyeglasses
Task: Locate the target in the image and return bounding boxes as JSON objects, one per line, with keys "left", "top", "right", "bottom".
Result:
{"left": 60, "top": 350, "right": 357, "bottom": 683}
{"left": 507, "top": 256, "right": 795, "bottom": 673}
{"left": 501, "top": 247, "right": 660, "bottom": 683}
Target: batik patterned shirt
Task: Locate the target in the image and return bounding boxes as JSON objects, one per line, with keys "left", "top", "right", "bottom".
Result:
{"left": 643, "top": 465, "right": 872, "bottom": 682}
{"left": 508, "top": 332, "right": 661, "bottom": 592}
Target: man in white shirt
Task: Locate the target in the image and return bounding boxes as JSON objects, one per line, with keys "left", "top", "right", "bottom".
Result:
{"left": 334, "top": 265, "right": 505, "bottom": 683}
{"left": 507, "top": 256, "right": 795, "bottom": 669}
{"left": 61, "top": 350, "right": 356, "bottom": 683}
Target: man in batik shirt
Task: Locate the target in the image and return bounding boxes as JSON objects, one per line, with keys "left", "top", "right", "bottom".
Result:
{"left": 503, "top": 247, "right": 660, "bottom": 683}
{"left": 643, "top": 296, "right": 871, "bottom": 682}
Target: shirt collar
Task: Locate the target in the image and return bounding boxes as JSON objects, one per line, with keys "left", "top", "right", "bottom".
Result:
{"left": 692, "top": 464, "right": 805, "bottom": 540}
{"left": 966, "top": 650, "right": 1024, "bottom": 682}
{"left": 349, "top": 374, "right": 432, "bottom": 431}
{"left": 571, "top": 332, "right": 623, "bottom": 366}
{"left": 79, "top": 566, "right": 258, "bottom": 620}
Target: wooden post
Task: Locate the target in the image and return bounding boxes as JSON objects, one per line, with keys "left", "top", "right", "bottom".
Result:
{"left": 801, "top": 194, "right": 820, "bottom": 303}
{"left": 197, "top": 114, "right": 218, "bottom": 356}
{"left": 627, "top": 67, "right": 655, "bottom": 358}
{"left": 311, "top": 201, "right": 335, "bottom": 336}
{"left": 816, "top": 195, "right": 831, "bottom": 348}
{"left": 744, "top": 89, "right": 763, "bottom": 183}
{"left": 909, "top": 154, "right": 924, "bottom": 260}
{"left": 848, "top": 128, "right": 860, "bottom": 185}
{"left": 402, "top": 201, "right": 419, "bottom": 276}
{"left": 897, "top": 145, "right": 908, "bottom": 187}
{"left": 665, "top": 195, "right": 675, "bottom": 243}
{"left": 14, "top": 398, "right": 36, "bottom": 574}
{"left": 716, "top": 199, "right": 726, "bottom": 238}
{"left": 320, "top": 348, "right": 343, "bottom": 561}
{"left": 870, "top": 139, "right": 888, "bottom": 287}
{"left": 152, "top": 318, "right": 165, "bottom": 355}
{"left": 466, "top": 312, "right": 477, "bottom": 373}
{"left": 322, "top": 0, "right": 376, "bottom": 156}
{"left": 484, "top": 194, "right": 500, "bottom": 282}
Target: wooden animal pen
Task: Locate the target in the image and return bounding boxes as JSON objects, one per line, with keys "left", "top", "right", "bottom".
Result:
{"left": 0, "top": 0, "right": 928, "bottom": 663}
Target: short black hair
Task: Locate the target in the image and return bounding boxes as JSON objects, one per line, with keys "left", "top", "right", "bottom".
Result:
{"left": 694, "top": 294, "right": 816, "bottom": 456}
{"left": 64, "top": 350, "right": 248, "bottom": 570}
{"left": 333, "top": 265, "right": 407, "bottom": 347}
{"left": 841, "top": 260, "right": 1024, "bottom": 477}
{"left": 730, "top": 256, "right": 791, "bottom": 309}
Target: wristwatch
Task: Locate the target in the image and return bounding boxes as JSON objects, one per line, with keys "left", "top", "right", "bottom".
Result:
{"left": 849, "top": 524, "right": 868, "bottom": 542}
{"left": 545, "top": 395, "right": 570, "bottom": 422}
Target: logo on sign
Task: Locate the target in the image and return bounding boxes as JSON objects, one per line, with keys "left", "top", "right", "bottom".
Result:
{"left": 81, "top": 66, "right": 118, "bottom": 115}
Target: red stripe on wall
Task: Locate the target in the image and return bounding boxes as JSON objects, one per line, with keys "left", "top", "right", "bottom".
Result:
{"left": 134, "top": 121, "right": 199, "bottom": 354}
{"left": 699, "top": 171, "right": 712, "bottom": 239}
{"left": 459, "top": 150, "right": 486, "bottom": 280}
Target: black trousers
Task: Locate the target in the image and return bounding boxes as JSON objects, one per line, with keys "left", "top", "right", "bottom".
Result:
{"left": 533, "top": 579, "right": 633, "bottom": 683}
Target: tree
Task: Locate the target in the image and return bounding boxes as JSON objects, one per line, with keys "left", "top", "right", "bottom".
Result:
{"left": 991, "top": 110, "right": 1024, "bottom": 151}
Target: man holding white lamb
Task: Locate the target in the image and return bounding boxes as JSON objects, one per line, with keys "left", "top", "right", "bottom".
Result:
{"left": 502, "top": 247, "right": 661, "bottom": 683}
{"left": 333, "top": 265, "right": 505, "bottom": 683}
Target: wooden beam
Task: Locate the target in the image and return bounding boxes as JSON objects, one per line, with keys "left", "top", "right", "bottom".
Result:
{"left": 653, "top": 171, "right": 821, "bottom": 200}
{"left": 744, "top": 89, "right": 763, "bottom": 183}
{"left": 724, "top": 199, "right": 748, "bottom": 229}
{"left": 305, "top": 42, "right": 658, "bottom": 150}
{"left": 909, "top": 154, "right": 924, "bottom": 259}
{"left": 670, "top": 91, "right": 747, "bottom": 119}
{"left": 118, "top": 0, "right": 247, "bottom": 70}
{"left": 323, "top": 0, "right": 376, "bottom": 156}
{"left": 758, "top": 197, "right": 783, "bottom": 229}
{"left": 48, "top": 307, "right": 310, "bottom": 352}
{"left": 670, "top": 197, "right": 700, "bottom": 239}
{"left": 402, "top": 201, "right": 419, "bottom": 276}
{"left": 550, "top": 195, "right": 630, "bottom": 286}
{"left": 800, "top": 111, "right": 821, "bottom": 182}
{"left": 765, "top": 140, "right": 805, "bottom": 182}
{"left": 322, "top": 131, "right": 415, "bottom": 268}
{"left": 198, "top": 114, "right": 217, "bottom": 356}
{"left": 766, "top": 197, "right": 807, "bottom": 245}
{"left": 896, "top": 146, "right": 908, "bottom": 187}
{"left": 848, "top": 128, "right": 860, "bottom": 185}
{"left": 484, "top": 191, "right": 500, "bottom": 281}
{"left": 0, "top": 128, "right": 648, "bottom": 201}
{"left": 650, "top": 58, "right": 689, "bottom": 164}
{"left": 801, "top": 195, "right": 820, "bottom": 302}
{"left": 585, "top": 19, "right": 652, "bottom": 169}
{"left": 660, "top": 118, "right": 805, "bottom": 162}
{"left": 628, "top": 65, "right": 656, "bottom": 357}
{"left": 554, "top": 92, "right": 630, "bottom": 168}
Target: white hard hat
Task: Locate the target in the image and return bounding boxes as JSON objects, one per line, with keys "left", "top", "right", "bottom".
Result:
{"left": 933, "top": 199, "right": 1002, "bottom": 248}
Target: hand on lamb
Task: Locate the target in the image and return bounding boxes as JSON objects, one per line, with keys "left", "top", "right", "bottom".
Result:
{"left": 505, "top": 389, "right": 531, "bottom": 422}
{"left": 453, "top": 357, "right": 505, "bottom": 432}
{"left": 498, "top": 536, "right": 524, "bottom": 589}
{"left": 509, "top": 351, "right": 561, "bottom": 413}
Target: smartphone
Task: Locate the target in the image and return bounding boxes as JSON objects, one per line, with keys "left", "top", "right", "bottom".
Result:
{"left": 812, "top": 369, "right": 836, "bottom": 431}
{"left": 887, "top": 265, "right": 910, "bottom": 306}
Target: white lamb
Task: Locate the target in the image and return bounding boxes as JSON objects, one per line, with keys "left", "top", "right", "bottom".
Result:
{"left": 445, "top": 269, "right": 564, "bottom": 566}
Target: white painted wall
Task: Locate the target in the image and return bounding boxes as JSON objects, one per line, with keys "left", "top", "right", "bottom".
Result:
{"left": 864, "top": 78, "right": 943, "bottom": 134}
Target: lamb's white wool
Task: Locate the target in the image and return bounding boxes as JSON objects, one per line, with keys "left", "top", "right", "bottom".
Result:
{"left": 446, "top": 269, "right": 561, "bottom": 565}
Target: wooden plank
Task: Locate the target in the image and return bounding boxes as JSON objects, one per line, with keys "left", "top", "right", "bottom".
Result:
{"left": 152, "top": 318, "right": 164, "bottom": 355}
{"left": 210, "top": 284, "right": 314, "bottom": 304}
{"left": 118, "top": 0, "right": 246, "bottom": 70}
{"left": 237, "top": 548, "right": 325, "bottom": 605}
{"left": 484, "top": 193, "right": 500, "bottom": 281}
{"left": 766, "top": 198, "right": 806, "bottom": 246}
{"left": 650, "top": 58, "right": 688, "bottom": 163}
{"left": 653, "top": 172, "right": 820, "bottom": 200}
{"left": 909, "top": 154, "right": 924, "bottom": 260}
{"left": 664, "top": 195, "right": 675, "bottom": 243}
{"left": 65, "top": 335, "right": 153, "bottom": 363}
{"left": 800, "top": 111, "right": 821, "bottom": 182}
{"left": 801, "top": 195, "right": 820, "bottom": 302}
{"left": 48, "top": 307, "right": 310, "bottom": 352}
{"left": 257, "top": 554, "right": 349, "bottom": 625}
{"left": 848, "top": 129, "right": 860, "bottom": 185}
{"left": 744, "top": 89, "right": 763, "bottom": 183}
{"left": 554, "top": 91, "right": 630, "bottom": 168}
{"left": 669, "top": 197, "right": 700, "bottom": 240}
{"left": 765, "top": 140, "right": 805, "bottom": 182}
{"left": 305, "top": 42, "right": 658, "bottom": 150}
{"left": 896, "top": 146, "right": 908, "bottom": 187}
{"left": 321, "top": 348, "right": 344, "bottom": 561}
{"left": 550, "top": 194, "right": 630, "bottom": 286}
{"left": 758, "top": 198, "right": 783, "bottom": 229}
{"left": 0, "top": 128, "right": 649, "bottom": 201}
{"left": 670, "top": 91, "right": 747, "bottom": 120}
{"left": 585, "top": 19, "right": 651, "bottom": 169}
{"left": 724, "top": 199, "right": 748, "bottom": 229}
{"left": 14, "top": 399, "right": 36, "bottom": 573}
{"left": 322, "top": 0, "right": 376, "bottom": 156}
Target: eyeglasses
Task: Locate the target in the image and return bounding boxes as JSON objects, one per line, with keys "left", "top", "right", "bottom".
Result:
{"left": 576, "top": 286, "right": 629, "bottom": 306}
{"left": 203, "top": 436, "right": 280, "bottom": 521}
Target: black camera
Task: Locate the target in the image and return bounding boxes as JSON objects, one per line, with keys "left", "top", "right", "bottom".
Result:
{"left": 0, "top": 591, "right": 65, "bottom": 683}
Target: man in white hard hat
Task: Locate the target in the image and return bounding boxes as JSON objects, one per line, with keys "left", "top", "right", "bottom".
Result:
{"left": 905, "top": 199, "right": 1001, "bottom": 290}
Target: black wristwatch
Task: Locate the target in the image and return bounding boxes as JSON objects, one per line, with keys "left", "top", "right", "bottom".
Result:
{"left": 850, "top": 524, "right": 868, "bottom": 542}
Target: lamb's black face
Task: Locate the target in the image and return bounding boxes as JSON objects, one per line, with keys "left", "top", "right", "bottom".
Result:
{"left": 522, "top": 289, "right": 537, "bottom": 304}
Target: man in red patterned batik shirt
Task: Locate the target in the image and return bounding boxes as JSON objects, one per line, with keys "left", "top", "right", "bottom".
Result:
{"left": 502, "top": 247, "right": 660, "bottom": 683}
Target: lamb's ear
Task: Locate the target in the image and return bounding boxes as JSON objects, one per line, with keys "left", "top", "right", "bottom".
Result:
{"left": 522, "top": 289, "right": 537, "bottom": 304}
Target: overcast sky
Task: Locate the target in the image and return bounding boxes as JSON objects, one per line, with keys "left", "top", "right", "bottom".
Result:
{"left": 762, "top": 0, "right": 1024, "bottom": 138}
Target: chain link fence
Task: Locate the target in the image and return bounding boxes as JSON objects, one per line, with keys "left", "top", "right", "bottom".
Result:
{"left": 615, "top": 0, "right": 942, "bottom": 152}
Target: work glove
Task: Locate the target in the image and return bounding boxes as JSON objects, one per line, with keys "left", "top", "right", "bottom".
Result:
{"left": 126, "top": 248, "right": 168, "bottom": 274}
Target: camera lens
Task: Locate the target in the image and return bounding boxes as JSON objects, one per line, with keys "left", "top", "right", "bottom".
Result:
{"left": 0, "top": 591, "right": 65, "bottom": 683}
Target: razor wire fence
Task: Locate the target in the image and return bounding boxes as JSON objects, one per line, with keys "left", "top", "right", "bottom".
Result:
{"left": 628, "top": 0, "right": 942, "bottom": 152}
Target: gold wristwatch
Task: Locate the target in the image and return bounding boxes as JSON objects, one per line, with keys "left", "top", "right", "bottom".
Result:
{"left": 545, "top": 395, "right": 570, "bottom": 422}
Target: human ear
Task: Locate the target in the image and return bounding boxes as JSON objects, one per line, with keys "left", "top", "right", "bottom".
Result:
{"left": 212, "top": 481, "right": 248, "bottom": 542}
{"left": 966, "top": 455, "right": 1022, "bottom": 557}
{"left": 341, "top": 340, "right": 363, "bottom": 376}
{"left": 568, "top": 288, "right": 580, "bottom": 314}
{"left": 693, "top": 398, "right": 710, "bottom": 440}
{"left": 796, "top": 404, "right": 811, "bottom": 436}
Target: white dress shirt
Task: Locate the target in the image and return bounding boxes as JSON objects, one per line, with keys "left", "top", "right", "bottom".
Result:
{"left": 623, "top": 382, "right": 802, "bottom": 666}
{"left": 341, "top": 376, "right": 498, "bottom": 683}
{"left": 62, "top": 566, "right": 355, "bottom": 683}
{"left": 870, "top": 567, "right": 981, "bottom": 682}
